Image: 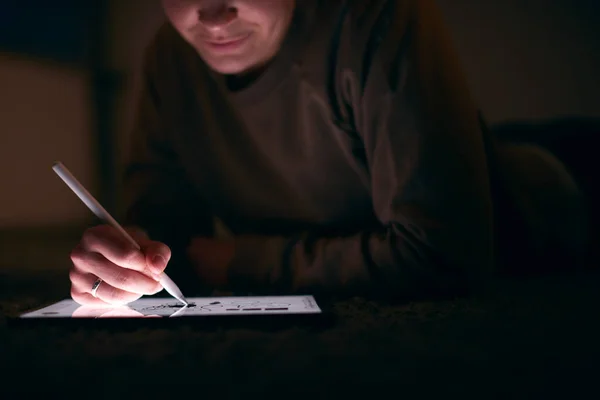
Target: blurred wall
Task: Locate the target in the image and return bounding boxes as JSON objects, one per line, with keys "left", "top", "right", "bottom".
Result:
{"left": 1, "top": 0, "right": 599, "bottom": 233}
{"left": 437, "top": 0, "right": 600, "bottom": 122}
{"left": 0, "top": 55, "right": 96, "bottom": 229}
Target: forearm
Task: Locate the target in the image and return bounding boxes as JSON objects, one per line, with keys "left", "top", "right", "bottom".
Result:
{"left": 218, "top": 220, "right": 488, "bottom": 298}
{"left": 225, "top": 232, "right": 372, "bottom": 296}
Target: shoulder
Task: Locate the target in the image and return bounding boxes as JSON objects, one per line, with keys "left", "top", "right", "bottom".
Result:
{"left": 339, "top": 0, "right": 441, "bottom": 34}
{"left": 320, "top": 0, "right": 452, "bottom": 87}
{"left": 321, "top": 0, "right": 447, "bottom": 58}
{"left": 316, "top": 0, "right": 416, "bottom": 75}
{"left": 332, "top": 0, "right": 414, "bottom": 42}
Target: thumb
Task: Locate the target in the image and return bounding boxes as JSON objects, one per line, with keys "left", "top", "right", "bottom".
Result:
{"left": 124, "top": 227, "right": 171, "bottom": 275}
{"left": 141, "top": 241, "right": 172, "bottom": 276}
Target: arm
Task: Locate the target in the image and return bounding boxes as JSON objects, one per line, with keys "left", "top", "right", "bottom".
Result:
{"left": 195, "top": 0, "right": 494, "bottom": 299}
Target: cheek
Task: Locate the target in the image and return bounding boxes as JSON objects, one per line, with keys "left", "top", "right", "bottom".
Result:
{"left": 239, "top": 0, "right": 289, "bottom": 27}
{"left": 162, "top": 0, "right": 197, "bottom": 30}
{"left": 242, "top": 11, "right": 285, "bottom": 45}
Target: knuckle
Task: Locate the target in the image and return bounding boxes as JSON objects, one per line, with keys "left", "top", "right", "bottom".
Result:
{"left": 122, "top": 249, "right": 144, "bottom": 269}
{"left": 113, "top": 270, "right": 130, "bottom": 288}
{"left": 81, "top": 228, "right": 100, "bottom": 249}
{"left": 71, "top": 288, "right": 87, "bottom": 305}
{"left": 69, "top": 246, "right": 89, "bottom": 265}
{"left": 106, "top": 284, "right": 119, "bottom": 300}
{"left": 69, "top": 248, "right": 85, "bottom": 264}
{"left": 108, "top": 286, "right": 129, "bottom": 305}
{"left": 68, "top": 268, "right": 79, "bottom": 283}
{"left": 70, "top": 250, "right": 103, "bottom": 272}
{"left": 81, "top": 225, "right": 114, "bottom": 250}
{"left": 92, "top": 224, "right": 113, "bottom": 235}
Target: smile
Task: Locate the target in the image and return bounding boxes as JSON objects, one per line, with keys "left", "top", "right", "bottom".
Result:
{"left": 204, "top": 33, "right": 252, "bottom": 52}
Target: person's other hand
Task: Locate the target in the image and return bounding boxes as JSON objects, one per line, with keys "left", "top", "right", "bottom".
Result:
{"left": 69, "top": 225, "right": 171, "bottom": 306}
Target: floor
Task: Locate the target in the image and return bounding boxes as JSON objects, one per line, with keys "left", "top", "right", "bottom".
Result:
{"left": 1, "top": 265, "right": 598, "bottom": 398}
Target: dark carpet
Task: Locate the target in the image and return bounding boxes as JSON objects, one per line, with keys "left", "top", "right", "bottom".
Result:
{"left": 1, "top": 268, "right": 598, "bottom": 399}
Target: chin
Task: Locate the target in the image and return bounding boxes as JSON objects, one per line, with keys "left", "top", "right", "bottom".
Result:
{"left": 202, "top": 56, "right": 257, "bottom": 76}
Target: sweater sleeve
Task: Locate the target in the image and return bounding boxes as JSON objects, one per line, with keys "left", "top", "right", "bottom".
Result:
{"left": 225, "top": 0, "right": 494, "bottom": 298}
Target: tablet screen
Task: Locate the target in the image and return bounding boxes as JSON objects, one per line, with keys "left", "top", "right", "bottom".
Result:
{"left": 20, "top": 295, "right": 322, "bottom": 319}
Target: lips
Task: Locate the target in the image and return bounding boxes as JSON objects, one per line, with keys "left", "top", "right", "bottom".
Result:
{"left": 204, "top": 32, "right": 251, "bottom": 52}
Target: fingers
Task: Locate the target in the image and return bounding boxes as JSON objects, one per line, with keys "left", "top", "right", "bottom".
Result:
{"left": 70, "top": 267, "right": 163, "bottom": 306}
{"left": 79, "top": 225, "right": 146, "bottom": 274}
{"left": 93, "top": 279, "right": 162, "bottom": 306}
{"left": 70, "top": 269, "right": 112, "bottom": 306}
{"left": 79, "top": 225, "right": 171, "bottom": 276}
{"left": 71, "top": 289, "right": 111, "bottom": 307}
{"left": 129, "top": 227, "right": 171, "bottom": 275}
{"left": 141, "top": 241, "right": 171, "bottom": 276}
{"left": 71, "top": 249, "right": 163, "bottom": 295}
{"left": 69, "top": 224, "right": 171, "bottom": 306}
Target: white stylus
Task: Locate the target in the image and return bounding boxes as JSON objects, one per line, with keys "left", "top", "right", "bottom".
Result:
{"left": 52, "top": 161, "right": 188, "bottom": 306}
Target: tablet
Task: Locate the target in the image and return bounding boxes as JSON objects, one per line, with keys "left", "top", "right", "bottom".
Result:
{"left": 20, "top": 295, "right": 322, "bottom": 319}
{"left": 18, "top": 295, "right": 323, "bottom": 326}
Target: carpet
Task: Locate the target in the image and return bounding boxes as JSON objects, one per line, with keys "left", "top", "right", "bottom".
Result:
{"left": 1, "top": 268, "right": 598, "bottom": 399}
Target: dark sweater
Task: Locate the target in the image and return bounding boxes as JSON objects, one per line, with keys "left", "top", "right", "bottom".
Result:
{"left": 123, "top": 0, "right": 497, "bottom": 298}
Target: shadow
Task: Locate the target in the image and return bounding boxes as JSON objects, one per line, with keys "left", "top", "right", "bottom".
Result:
{"left": 492, "top": 116, "right": 600, "bottom": 267}
{"left": 0, "top": 0, "right": 97, "bottom": 66}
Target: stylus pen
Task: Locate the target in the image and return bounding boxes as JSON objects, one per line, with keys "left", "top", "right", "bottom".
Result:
{"left": 52, "top": 161, "right": 188, "bottom": 306}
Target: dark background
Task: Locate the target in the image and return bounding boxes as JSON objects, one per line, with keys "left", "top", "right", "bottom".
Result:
{"left": 0, "top": 1, "right": 599, "bottom": 397}
{"left": 0, "top": 0, "right": 96, "bottom": 65}
{"left": 0, "top": 1, "right": 598, "bottom": 280}
{"left": 0, "top": 0, "right": 598, "bottom": 238}
{"left": 1, "top": 0, "right": 599, "bottom": 274}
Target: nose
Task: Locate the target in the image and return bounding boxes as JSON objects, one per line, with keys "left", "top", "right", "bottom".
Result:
{"left": 197, "top": 1, "right": 238, "bottom": 30}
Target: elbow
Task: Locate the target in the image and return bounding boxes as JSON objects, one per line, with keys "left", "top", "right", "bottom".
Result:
{"left": 381, "top": 222, "right": 493, "bottom": 298}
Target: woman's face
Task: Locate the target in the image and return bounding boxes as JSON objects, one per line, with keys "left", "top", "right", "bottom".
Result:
{"left": 161, "top": 0, "right": 296, "bottom": 75}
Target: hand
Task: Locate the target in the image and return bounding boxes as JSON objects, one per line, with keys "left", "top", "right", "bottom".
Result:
{"left": 187, "top": 238, "right": 235, "bottom": 288}
{"left": 69, "top": 225, "right": 171, "bottom": 306}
